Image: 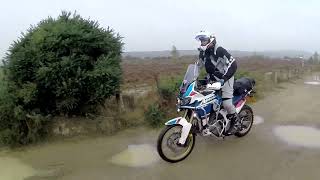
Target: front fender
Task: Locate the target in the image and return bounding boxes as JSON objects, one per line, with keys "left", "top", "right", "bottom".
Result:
{"left": 164, "top": 117, "right": 192, "bottom": 145}
{"left": 165, "top": 117, "right": 183, "bottom": 126}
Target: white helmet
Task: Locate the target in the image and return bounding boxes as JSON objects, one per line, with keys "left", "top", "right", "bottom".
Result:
{"left": 195, "top": 31, "right": 215, "bottom": 51}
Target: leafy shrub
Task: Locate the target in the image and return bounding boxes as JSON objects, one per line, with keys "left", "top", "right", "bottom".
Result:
{"left": 0, "top": 11, "right": 122, "bottom": 145}
{"left": 0, "top": 80, "right": 17, "bottom": 144}
{"left": 144, "top": 104, "right": 165, "bottom": 128}
{"left": 157, "top": 76, "right": 182, "bottom": 102}
{"left": 4, "top": 11, "right": 123, "bottom": 115}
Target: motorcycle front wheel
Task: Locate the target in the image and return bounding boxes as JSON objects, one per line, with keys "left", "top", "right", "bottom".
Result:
{"left": 157, "top": 125, "right": 195, "bottom": 163}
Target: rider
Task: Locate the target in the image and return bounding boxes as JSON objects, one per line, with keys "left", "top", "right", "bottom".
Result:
{"left": 195, "top": 30, "right": 240, "bottom": 135}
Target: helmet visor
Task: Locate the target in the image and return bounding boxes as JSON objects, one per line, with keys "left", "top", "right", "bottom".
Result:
{"left": 195, "top": 35, "right": 210, "bottom": 46}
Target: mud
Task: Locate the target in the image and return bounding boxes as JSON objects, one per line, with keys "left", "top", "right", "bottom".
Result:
{"left": 1, "top": 73, "right": 320, "bottom": 180}
{"left": 110, "top": 144, "right": 159, "bottom": 167}
{"left": 0, "top": 156, "right": 36, "bottom": 180}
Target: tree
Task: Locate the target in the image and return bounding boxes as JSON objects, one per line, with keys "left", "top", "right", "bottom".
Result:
{"left": 308, "top": 52, "right": 319, "bottom": 64}
{"left": 171, "top": 45, "right": 180, "bottom": 60}
{"left": 308, "top": 57, "right": 314, "bottom": 64}
{"left": 1, "top": 11, "right": 123, "bottom": 144}
{"left": 313, "top": 52, "right": 319, "bottom": 64}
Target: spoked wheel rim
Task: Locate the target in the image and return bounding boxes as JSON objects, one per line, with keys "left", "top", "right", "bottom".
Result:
{"left": 238, "top": 108, "right": 254, "bottom": 134}
{"left": 160, "top": 126, "right": 194, "bottom": 161}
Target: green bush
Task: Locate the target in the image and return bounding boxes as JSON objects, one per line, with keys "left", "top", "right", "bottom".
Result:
{"left": 144, "top": 104, "right": 165, "bottom": 128}
{"left": 0, "top": 79, "right": 46, "bottom": 145}
{"left": 4, "top": 11, "right": 122, "bottom": 115}
{"left": 0, "top": 80, "right": 16, "bottom": 144}
{"left": 148, "top": 75, "right": 181, "bottom": 128}
{"left": 0, "top": 11, "right": 123, "bottom": 145}
{"left": 0, "top": 67, "right": 3, "bottom": 78}
{"left": 157, "top": 76, "right": 182, "bottom": 102}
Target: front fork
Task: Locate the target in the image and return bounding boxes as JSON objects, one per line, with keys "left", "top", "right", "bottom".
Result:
{"left": 178, "top": 110, "right": 193, "bottom": 145}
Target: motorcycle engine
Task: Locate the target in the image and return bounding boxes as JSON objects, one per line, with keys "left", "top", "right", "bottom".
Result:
{"left": 207, "top": 112, "right": 224, "bottom": 136}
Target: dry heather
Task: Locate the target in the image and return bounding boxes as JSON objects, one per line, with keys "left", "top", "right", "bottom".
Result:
{"left": 121, "top": 56, "right": 302, "bottom": 86}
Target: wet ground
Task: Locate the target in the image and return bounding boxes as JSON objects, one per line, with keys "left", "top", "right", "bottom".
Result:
{"left": 1, "top": 74, "right": 320, "bottom": 180}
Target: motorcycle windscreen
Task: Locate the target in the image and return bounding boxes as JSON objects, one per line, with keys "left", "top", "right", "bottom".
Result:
{"left": 179, "top": 64, "right": 199, "bottom": 94}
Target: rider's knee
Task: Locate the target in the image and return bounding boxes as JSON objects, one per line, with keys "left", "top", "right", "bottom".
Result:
{"left": 222, "top": 99, "right": 236, "bottom": 114}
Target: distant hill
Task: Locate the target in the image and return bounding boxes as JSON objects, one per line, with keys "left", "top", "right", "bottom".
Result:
{"left": 123, "top": 50, "right": 312, "bottom": 59}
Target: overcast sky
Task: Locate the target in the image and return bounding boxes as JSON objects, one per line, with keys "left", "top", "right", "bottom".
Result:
{"left": 0, "top": 0, "right": 320, "bottom": 59}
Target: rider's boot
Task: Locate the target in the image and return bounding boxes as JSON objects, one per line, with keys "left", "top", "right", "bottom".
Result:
{"left": 226, "top": 113, "right": 241, "bottom": 135}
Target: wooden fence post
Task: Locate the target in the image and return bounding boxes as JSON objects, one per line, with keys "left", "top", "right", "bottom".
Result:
{"left": 116, "top": 93, "right": 125, "bottom": 112}
{"left": 273, "top": 71, "right": 278, "bottom": 84}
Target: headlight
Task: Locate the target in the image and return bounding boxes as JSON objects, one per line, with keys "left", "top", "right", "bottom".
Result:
{"left": 180, "top": 97, "right": 191, "bottom": 106}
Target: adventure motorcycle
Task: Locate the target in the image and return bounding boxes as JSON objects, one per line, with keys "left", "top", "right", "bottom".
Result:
{"left": 157, "top": 62, "right": 255, "bottom": 163}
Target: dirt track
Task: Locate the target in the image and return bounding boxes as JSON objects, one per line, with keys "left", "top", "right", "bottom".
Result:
{"left": 1, "top": 74, "right": 320, "bottom": 180}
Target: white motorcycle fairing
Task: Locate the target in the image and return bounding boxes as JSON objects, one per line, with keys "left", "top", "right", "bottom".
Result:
{"left": 164, "top": 117, "right": 192, "bottom": 145}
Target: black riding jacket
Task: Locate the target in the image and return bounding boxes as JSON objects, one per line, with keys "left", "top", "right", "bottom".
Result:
{"left": 199, "top": 45, "right": 237, "bottom": 82}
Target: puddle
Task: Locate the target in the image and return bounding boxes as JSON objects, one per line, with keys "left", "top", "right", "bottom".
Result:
{"left": 253, "top": 116, "right": 264, "bottom": 125}
{"left": 110, "top": 144, "right": 159, "bottom": 167}
{"left": 273, "top": 125, "right": 320, "bottom": 148}
{"left": 0, "top": 157, "right": 37, "bottom": 180}
{"left": 304, "top": 81, "right": 320, "bottom": 85}
{"left": 26, "top": 168, "right": 64, "bottom": 180}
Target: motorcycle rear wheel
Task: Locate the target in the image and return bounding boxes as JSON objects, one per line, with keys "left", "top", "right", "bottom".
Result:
{"left": 235, "top": 104, "right": 254, "bottom": 137}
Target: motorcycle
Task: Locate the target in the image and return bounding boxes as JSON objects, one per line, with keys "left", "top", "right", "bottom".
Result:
{"left": 157, "top": 62, "right": 255, "bottom": 163}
